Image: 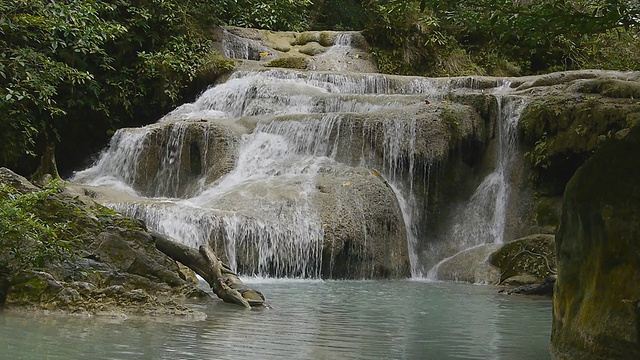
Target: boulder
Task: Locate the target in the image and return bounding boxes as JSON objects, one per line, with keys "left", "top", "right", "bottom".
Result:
{"left": 489, "top": 234, "right": 556, "bottom": 285}
{"left": 201, "top": 164, "right": 411, "bottom": 279}
{"left": 551, "top": 126, "right": 640, "bottom": 359}
{"left": 314, "top": 166, "right": 409, "bottom": 279}
{"left": 73, "top": 120, "right": 239, "bottom": 198}
{"left": 430, "top": 244, "right": 502, "bottom": 284}
{"left": 0, "top": 168, "right": 209, "bottom": 316}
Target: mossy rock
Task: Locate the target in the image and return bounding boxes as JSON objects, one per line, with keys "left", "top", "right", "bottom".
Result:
{"left": 266, "top": 57, "right": 308, "bottom": 69}
{"left": 534, "top": 196, "right": 561, "bottom": 229}
{"left": 291, "top": 31, "right": 336, "bottom": 47}
{"left": 519, "top": 92, "right": 640, "bottom": 195}
{"left": 574, "top": 78, "right": 640, "bottom": 99}
{"left": 489, "top": 234, "right": 556, "bottom": 284}
{"left": 299, "top": 42, "right": 326, "bottom": 56}
{"left": 0, "top": 168, "right": 208, "bottom": 315}
{"left": 551, "top": 125, "right": 640, "bottom": 360}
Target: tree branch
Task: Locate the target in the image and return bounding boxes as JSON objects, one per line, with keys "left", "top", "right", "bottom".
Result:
{"left": 152, "top": 232, "right": 265, "bottom": 308}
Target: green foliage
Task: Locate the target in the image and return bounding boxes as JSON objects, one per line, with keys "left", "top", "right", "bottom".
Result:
{"left": 361, "top": 0, "right": 452, "bottom": 75}
{"left": 309, "top": 0, "right": 367, "bottom": 30}
{"left": 361, "top": 0, "right": 489, "bottom": 76}
{"left": 578, "top": 27, "right": 640, "bottom": 70}
{"left": 359, "top": 0, "right": 639, "bottom": 75}
{"left": 0, "top": 180, "right": 77, "bottom": 277}
{"left": 525, "top": 133, "right": 551, "bottom": 170}
{"left": 422, "top": 0, "right": 640, "bottom": 73}
{"left": 221, "top": 0, "right": 313, "bottom": 31}
{"left": 1, "top": 0, "right": 234, "bottom": 173}
{"left": 0, "top": 0, "right": 125, "bottom": 166}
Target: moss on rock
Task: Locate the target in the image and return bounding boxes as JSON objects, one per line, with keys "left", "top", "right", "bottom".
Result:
{"left": 489, "top": 234, "right": 556, "bottom": 285}
{"left": 551, "top": 125, "right": 640, "bottom": 359}
{"left": 519, "top": 87, "right": 640, "bottom": 195}
{"left": 299, "top": 42, "right": 326, "bottom": 56}
{"left": 0, "top": 168, "right": 208, "bottom": 316}
{"left": 265, "top": 56, "right": 308, "bottom": 69}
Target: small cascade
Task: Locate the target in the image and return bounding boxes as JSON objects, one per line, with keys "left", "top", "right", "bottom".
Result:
{"left": 155, "top": 122, "right": 189, "bottom": 198}
{"left": 426, "top": 84, "right": 526, "bottom": 280}
{"left": 309, "top": 33, "right": 354, "bottom": 72}
{"left": 72, "top": 128, "right": 149, "bottom": 194}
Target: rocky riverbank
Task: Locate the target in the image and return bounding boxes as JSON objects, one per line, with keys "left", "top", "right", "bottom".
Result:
{"left": 0, "top": 168, "right": 209, "bottom": 317}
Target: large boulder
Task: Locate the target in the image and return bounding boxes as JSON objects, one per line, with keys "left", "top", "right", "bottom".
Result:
{"left": 73, "top": 120, "right": 239, "bottom": 198}
{"left": 314, "top": 166, "right": 409, "bottom": 278}
{"left": 551, "top": 126, "right": 640, "bottom": 359}
{"left": 430, "top": 243, "right": 501, "bottom": 284}
{"left": 201, "top": 164, "right": 411, "bottom": 279}
{"left": 0, "top": 168, "right": 208, "bottom": 316}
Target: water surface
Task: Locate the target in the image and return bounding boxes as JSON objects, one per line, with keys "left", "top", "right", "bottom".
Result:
{"left": 0, "top": 281, "right": 551, "bottom": 359}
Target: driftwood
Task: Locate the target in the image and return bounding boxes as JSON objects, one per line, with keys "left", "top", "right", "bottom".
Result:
{"left": 152, "top": 232, "right": 265, "bottom": 308}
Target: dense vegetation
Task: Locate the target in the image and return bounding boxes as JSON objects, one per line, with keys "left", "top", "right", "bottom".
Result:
{"left": 1, "top": 0, "right": 638, "bottom": 177}
{"left": 0, "top": 179, "right": 77, "bottom": 303}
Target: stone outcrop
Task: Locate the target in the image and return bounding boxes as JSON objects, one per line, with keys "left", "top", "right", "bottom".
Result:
{"left": 313, "top": 166, "right": 409, "bottom": 278}
{"left": 430, "top": 244, "right": 502, "bottom": 284}
{"left": 551, "top": 125, "right": 640, "bottom": 359}
{"left": 433, "top": 234, "right": 556, "bottom": 287}
{"left": 489, "top": 234, "right": 556, "bottom": 286}
{"left": 517, "top": 70, "right": 640, "bottom": 196}
{"left": 0, "top": 168, "right": 214, "bottom": 316}
{"left": 129, "top": 121, "right": 239, "bottom": 198}
{"left": 218, "top": 26, "right": 376, "bottom": 73}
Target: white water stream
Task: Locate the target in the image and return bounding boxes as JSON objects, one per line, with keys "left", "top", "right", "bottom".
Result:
{"left": 73, "top": 35, "right": 523, "bottom": 280}
{"left": 426, "top": 83, "right": 526, "bottom": 280}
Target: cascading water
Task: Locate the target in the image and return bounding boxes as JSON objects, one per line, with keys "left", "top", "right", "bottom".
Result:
{"left": 72, "top": 31, "right": 521, "bottom": 280}
{"left": 426, "top": 83, "right": 526, "bottom": 280}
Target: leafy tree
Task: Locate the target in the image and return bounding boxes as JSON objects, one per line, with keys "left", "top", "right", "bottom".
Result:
{"left": 0, "top": 0, "right": 125, "bottom": 168}
{"left": 361, "top": 0, "right": 452, "bottom": 75}
{"left": 309, "top": 0, "right": 368, "bottom": 30}
{"left": 422, "top": 0, "right": 640, "bottom": 72}
{"left": 1, "top": 0, "right": 234, "bottom": 175}
{"left": 220, "top": 0, "right": 313, "bottom": 31}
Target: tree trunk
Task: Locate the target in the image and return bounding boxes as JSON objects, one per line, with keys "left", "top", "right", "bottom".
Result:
{"left": 0, "top": 276, "right": 11, "bottom": 307}
{"left": 152, "top": 232, "right": 265, "bottom": 308}
{"left": 32, "top": 143, "right": 60, "bottom": 186}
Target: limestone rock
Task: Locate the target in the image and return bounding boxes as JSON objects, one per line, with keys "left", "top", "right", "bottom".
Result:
{"left": 314, "top": 166, "right": 409, "bottom": 279}
{"left": 432, "top": 244, "right": 502, "bottom": 284}
{"left": 489, "top": 234, "right": 556, "bottom": 285}
{"left": 551, "top": 125, "right": 640, "bottom": 359}
{"left": 0, "top": 168, "right": 209, "bottom": 316}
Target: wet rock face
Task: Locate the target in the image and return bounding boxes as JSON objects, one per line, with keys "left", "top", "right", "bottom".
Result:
{"left": 132, "top": 121, "right": 239, "bottom": 198}
{"left": 551, "top": 126, "right": 640, "bottom": 359}
{"left": 204, "top": 164, "right": 411, "bottom": 280}
{"left": 314, "top": 167, "right": 409, "bottom": 279}
{"left": 0, "top": 168, "right": 208, "bottom": 316}
{"left": 518, "top": 71, "right": 640, "bottom": 196}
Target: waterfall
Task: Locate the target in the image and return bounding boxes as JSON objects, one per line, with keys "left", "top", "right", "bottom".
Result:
{"left": 71, "top": 128, "right": 149, "bottom": 195}
{"left": 72, "top": 57, "right": 518, "bottom": 279}
{"left": 426, "top": 84, "right": 526, "bottom": 280}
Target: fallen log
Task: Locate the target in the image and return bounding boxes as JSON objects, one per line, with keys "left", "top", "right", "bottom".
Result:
{"left": 152, "top": 232, "right": 265, "bottom": 308}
